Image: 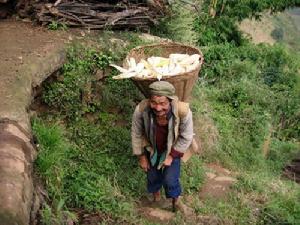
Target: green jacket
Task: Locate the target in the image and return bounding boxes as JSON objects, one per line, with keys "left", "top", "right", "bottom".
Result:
{"left": 131, "top": 97, "right": 194, "bottom": 168}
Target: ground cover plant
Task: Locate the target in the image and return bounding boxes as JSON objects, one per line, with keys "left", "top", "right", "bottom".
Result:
{"left": 32, "top": 33, "right": 205, "bottom": 224}
{"left": 32, "top": 1, "right": 300, "bottom": 224}
{"left": 191, "top": 1, "right": 300, "bottom": 224}
{"left": 154, "top": 0, "right": 300, "bottom": 224}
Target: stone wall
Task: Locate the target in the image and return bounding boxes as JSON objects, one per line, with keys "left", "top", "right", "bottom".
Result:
{"left": 0, "top": 119, "right": 36, "bottom": 225}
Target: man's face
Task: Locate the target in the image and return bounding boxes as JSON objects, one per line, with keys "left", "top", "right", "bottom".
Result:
{"left": 150, "top": 95, "right": 171, "bottom": 117}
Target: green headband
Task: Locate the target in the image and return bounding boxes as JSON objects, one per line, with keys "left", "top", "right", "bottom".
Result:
{"left": 149, "top": 81, "right": 176, "bottom": 99}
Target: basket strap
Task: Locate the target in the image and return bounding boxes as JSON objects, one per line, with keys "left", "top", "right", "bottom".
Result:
{"left": 177, "top": 101, "right": 190, "bottom": 118}
{"left": 138, "top": 99, "right": 150, "bottom": 112}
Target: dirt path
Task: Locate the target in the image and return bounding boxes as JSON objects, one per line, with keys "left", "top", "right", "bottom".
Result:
{"left": 0, "top": 19, "right": 68, "bottom": 130}
{"left": 0, "top": 19, "right": 69, "bottom": 225}
{"left": 139, "top": 163, "right": 237, "bottom": 224}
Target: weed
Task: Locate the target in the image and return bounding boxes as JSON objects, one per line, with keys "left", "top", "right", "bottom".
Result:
{"left": 197, "top": 195, "right": 255, "bottom": 224}
{"left": 42, "top": 44, "right": 115, "bottom": 120}
{"left": 32, "top": 116, "right": 141, "bottom": 222}
{"left": 33, "top": 5, "right": 300, "bottom": 224}
{"left": 48, "top": 21, "right": 68, "bottom": 31}
{"left": 40, "top": 200, "right": 78, "bottom": 225}
{"left": 181, "top": 156, "right": 205, "bottom": 194}
{"left": 151, "top": 0, "right": 198, "bottom": 44}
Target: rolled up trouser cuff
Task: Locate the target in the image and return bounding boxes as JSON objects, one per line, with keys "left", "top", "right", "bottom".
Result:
{"left": 147, "top": 158, "right": 181, "bottom": 198}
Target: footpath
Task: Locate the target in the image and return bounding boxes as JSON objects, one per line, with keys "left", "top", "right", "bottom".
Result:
{"left": 0, "top": 19, "right": 67, "bottom": 225}
{"left": 0, "top": 20, "right": 239, "bottom": 224}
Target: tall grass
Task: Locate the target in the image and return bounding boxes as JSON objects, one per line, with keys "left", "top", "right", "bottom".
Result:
{"left": 32, "top": 7, "right": 300, "bottom": 223}
{"left": 32, "top": 34, "right": 205, "bottom": 224}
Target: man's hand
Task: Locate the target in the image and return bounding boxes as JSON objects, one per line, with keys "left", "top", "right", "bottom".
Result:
{"left": 164, "top": 155, "right": 173, "bottom": 166}
{"left": 139, "top": 155, "right": 150, "bottom": 172}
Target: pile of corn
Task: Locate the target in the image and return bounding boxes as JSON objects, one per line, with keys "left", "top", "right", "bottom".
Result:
{"left": 110, "top": 53, "right": 201, "bottom": 80}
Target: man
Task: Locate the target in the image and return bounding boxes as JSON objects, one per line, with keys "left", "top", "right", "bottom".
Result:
{"left": 131, "top": 81, "right": 194, "bottom": 211}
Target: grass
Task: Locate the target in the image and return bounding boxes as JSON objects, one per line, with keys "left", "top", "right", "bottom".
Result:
{"left": 31, "top": 12, "right": 300, "bottom": 225}
{"left": 194, "top": 40, "right": 300, "bottom": 224}
{"left": 32, "top": 32, "right": 205, "bottom": 224}
{"left": 151, "top": 0, "right": 199, "bottom": 45}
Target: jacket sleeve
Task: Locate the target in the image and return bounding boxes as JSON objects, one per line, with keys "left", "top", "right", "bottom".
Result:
{"left": 131, "top": 104, "right": 144, "bottom": 155}
{"left": 173, "top": 109, "right": 193, "bottom": 153}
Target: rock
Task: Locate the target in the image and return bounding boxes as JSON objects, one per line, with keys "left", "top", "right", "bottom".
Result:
{"left": 0, "top": 121, "right": 36, "bottom": 225}
{"left": 214, "top": 176, "right": 237, "bottom": 182}
{"left": 140, "top": 207, "right": 175, "bottom": 222}
{"left": 206, "top": 163, "right": 231, "bottom": 176}
{"left": 196, "top": 215, "right": 222, "bottom": 225}
{"left": 175, "top": 199, "right": 195, "bottom": 218}
{"left": 199, "top": 176, "right": 236, "bottom": 200}
{"left": 206, "top": 172, "right": 217, "bottom": 179}
{"left": 0, "top": 21, "right": 68, "bottom": 225}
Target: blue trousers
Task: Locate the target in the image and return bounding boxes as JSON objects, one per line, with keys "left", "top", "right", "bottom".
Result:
{"left": 147, "top": 158, "right": 181, "bottom": 198}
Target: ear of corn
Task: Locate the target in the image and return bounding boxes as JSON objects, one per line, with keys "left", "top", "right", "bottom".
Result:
{"left": 111, "top": 53, "right": 201, "bottom": 80}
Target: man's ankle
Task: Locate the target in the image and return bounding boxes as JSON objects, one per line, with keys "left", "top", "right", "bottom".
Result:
{"left": 172, "top": 197, "right": 179, "bottom": 212}
{"left": 153, "top": 191, "right": 161, "bottom": 202}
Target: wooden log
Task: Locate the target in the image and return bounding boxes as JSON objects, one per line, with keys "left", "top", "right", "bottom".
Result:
{"left": 31, "top": 0, "right": 164, "bottom": 29}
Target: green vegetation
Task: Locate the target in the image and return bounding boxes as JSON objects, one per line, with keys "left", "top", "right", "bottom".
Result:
{"left": 155, "top": 0, "right": 300, "bottom": 224}
{"left": 193, "top": 1, "right": 299, "bottom": 224}
{"left": 33, "top": 34, "right": 205, "bottom": 224}
{"left": 32, "top": 1, "right": 300, "bottom": 224}
{"left": 48, "top": 21, "right": 68, "bottom": 31}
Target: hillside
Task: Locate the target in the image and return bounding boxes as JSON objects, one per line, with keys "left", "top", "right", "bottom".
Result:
{"left": 239, "top": 8, "right": 300, "bottom": 51}
{"left": 29, "top": 3, "right": 300, "bottom": 225}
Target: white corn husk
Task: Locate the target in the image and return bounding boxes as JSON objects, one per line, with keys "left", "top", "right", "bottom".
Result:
{"left": 135, "top": 62, "right": 145, "bottom": 73}
{"left": 179, "top": 56, "right": 196, "bottom": 66}
{"left": 110, "top": 64, "right": 129, "bottom": 73}
{"left": 169, "top": 53, "right": 189, "bottom": 62}
{"left": 138, "top": 69, "right": 151, "bottom": 78}
{"left": 110, "top": 53, "right": 200, "bottom": 80}
{"left": 112, "top": 71, "right": 137, "bottom": 80}
{"left": 129, "top": 57, "right": 136, "bottom": 69}
{"left": 186, "top": 60, "right": 200, "bottom": 72}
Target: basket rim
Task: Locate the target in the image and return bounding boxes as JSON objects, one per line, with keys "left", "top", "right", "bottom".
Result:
{"left": 125, "top": 42, "right": 204, "bottom": 81}
{"left": 131, "top": 65, "right": 201, "bottom": 81}
{"left": 126, "top": 41, "right": 204, "bottom": 58}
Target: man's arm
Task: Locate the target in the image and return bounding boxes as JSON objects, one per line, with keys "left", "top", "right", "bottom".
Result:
{"left": 131, "top": 104, "right": 150, "bottom": 171}
{"left": 172, "top": 109, "right": 194, "bottom": 154}
{"left": 131, "top": 104, "right": 144, "bottom": 156}
{"left": 164, "top": 109, "right": 193, "bottom": 166}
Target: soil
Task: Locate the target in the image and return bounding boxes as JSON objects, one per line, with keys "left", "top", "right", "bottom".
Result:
{"left": 283, "top": 156, "right": 300, "bottom": 183}
{"left": 199, "top": 163, "right": 237, "bottom": 200}
{"left": 0, "top": 18, "right": 69, "bottom": 131}
{"left": 0, "top": 18, "right": 67, "bottom": 88}
{"left": 239, "top": 15, "right": 276, "bottom": 44}
{"left": 1, "top": 16, "right": 299, "bottom": 225}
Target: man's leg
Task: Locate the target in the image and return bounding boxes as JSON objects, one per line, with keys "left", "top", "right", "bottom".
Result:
{"left": 147, "top": 165, "right": 163, "bottom": 201}
{"left": 162, "top": 158, "right": 181, "bottom": 211}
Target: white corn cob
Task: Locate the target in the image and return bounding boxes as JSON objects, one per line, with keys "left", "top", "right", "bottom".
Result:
{"left": 112, "top": 71, "right": 137, "bottom": 80}
{"left": 110, "top": 64, "right": 129, "bottom": 73}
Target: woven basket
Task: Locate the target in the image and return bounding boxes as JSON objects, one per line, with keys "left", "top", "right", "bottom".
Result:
{"left": 124, "top": 42, "right": 204, "bottom": 102}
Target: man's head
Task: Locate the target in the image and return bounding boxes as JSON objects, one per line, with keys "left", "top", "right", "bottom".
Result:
{"left": 148, "top": 81, "right": 176, "bottom": 117}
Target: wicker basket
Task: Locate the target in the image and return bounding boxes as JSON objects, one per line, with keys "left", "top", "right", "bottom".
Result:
{"left": 124, "top": 42, "right": 204, "bottom": 102}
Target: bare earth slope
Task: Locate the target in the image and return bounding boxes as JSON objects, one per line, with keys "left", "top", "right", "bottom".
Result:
{"left": 0, "top": 19, "right": 67, "bottom": 131}
{"left": 0, "top": 19, "right": 67, "bottom": 225}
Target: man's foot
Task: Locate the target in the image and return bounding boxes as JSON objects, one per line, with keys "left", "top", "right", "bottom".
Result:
{"left": 172, "top": 198, "right": 178, "bottom": 212}
{"left": 171, "top": 197, "right": 194, "bottom": 215}
{"left": 153, "top": 191, "right": 161, "bottom": 202}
